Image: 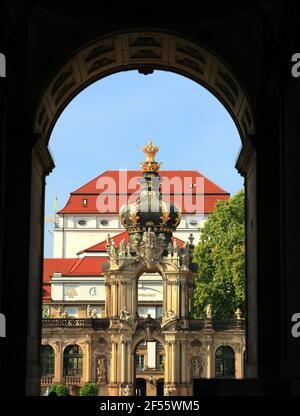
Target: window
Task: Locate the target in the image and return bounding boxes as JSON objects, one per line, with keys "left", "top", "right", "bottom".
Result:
{"left": 156, "top": 341, "right": 163, "bottom": 349}
{"left": 41, "top": 345, "right": 54, "bottom": 376}
{"left": 156, "top": 306, "right": 163, "bottom": 318}
{"left": 136, "top": 355, "right": 145, "bottom": 371}
{"left": 100, "top": 219, "right": 109, "bottom": 226}
{"left": 159, "top": 354, "right": 164, "bottom": 370}
{"left": 63, "top": 345, "right": 83, "bottom": 376}
{"left": 215, "top": 346, "right": 235, "bottom": 378}
{"left": 189, "top": 220, "right": 198, "bottom": 226}
{"left": 82, "top": 199, "right": 88, "bottom": 206}
{"left": 78, "top": 220, "right": 86, "bottom": 226}
{"left": 138, "top": 307, "right": 148, "bottom": 317}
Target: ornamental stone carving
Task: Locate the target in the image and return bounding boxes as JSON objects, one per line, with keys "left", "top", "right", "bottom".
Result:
{"left": 121, "top": 384, "right": 134, "bottom": 396}
{"left": 190, "top": 355, "right": 203, "bottom": 378}
{"left": 162, "top": 309, "right": 176, "bottom": 326}
{"left": 96, "top": 356, "right": 107, "bottom": 384}
{"left": 139, "top": 228, "right": 165, "bottom": 268}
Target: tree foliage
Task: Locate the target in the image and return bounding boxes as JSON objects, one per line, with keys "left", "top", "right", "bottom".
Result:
{"left": 193, "top": 190, "right": 245, "bottom": 319}
{"left": 50, "top": 384, "right": 69, "bottom": 396}
{"left": 80, "top": 382, "right": 99, "bottom": 396}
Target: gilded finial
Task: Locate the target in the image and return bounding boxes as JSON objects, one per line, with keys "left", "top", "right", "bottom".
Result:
{"left": 140, "top": 139, "right": 161, "bottom": 172}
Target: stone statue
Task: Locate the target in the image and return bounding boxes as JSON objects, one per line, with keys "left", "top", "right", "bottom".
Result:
{"left": 181, "top": 246, "right": 190, "bottom": 270}
{"left": 167, "top": 241, "right": 174, "bottom": 256}
{"left": 130, "top": 233, "right": 141, "bottom": 257}
{"left": 235, "top": 308, "right": 242, "bottom": 320}
{"left": 91, "top": 308, "right": 98, "bottom": 319}
{"left": 205, "top": 304, "right": 212, "bottom": 319}
{"left": 188, "top": 233, "right": 195, "bottom": 245}
{"left": 145, "top": 324, "right": 152, "bottom": 341}
{"left": 96, "top": 357, "right": 107, "bottom": 384}
{"left": 164, "top": 386, "right": 175, "bottom": 396}
{"left": 173, "top": 240, "right": 180, "bottom": 257}
{"left": 121, "top": 384, "right": 131, "bottom": 396}
{"left": 140, "top": 228, "right": 156, "bottom": 268}
{"left": 190, "top": 355, "right": 203, "bottom": 378}
{"left": 119, "top": 238, "right": 127, "bottom": 257}
{"left": 162, "top": 309, "right": 176, "bottom": 325}
{"left": 106, "top": 237, "right": 117, "bottom": 258}
{"left": 157, "top": 233, "right": 166, "bottom": 257}
{"left": 110, "top": 239, "right": 117, "bottom": 257}
{"left": 120, "top": 306, "right": 131, "bottom": 321}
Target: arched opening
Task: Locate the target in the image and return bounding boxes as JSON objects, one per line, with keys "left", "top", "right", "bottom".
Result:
{"left": 32, "top": 29, "right": 257, "bottom": 395}
{"left": 135, "top": 378, "right": 147, "bottom": 397}
{"left": 156, "top": 377, "right": 164, "bottom": 396}
{"left": 134, "top": 338, "right": 165, "bottom": 396}
{"left": 138, "top": 272, "right": 163, "bottom": 321}
{"left": 215, "top": 346, "right": 235, "bottom": 379}
{"left": 41, "top": 345, "right": 55, "bottom": 378}
{"left": 63, "top": 345, "right": 83, "bottom": 384}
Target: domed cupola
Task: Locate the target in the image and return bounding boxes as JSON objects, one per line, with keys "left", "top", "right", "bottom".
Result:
{"left": 120, "top": 140, "right": 181, "bottom": 244}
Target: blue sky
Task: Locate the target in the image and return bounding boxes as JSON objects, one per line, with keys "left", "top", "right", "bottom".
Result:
{"left": 44, "top": 70, "right": 243, "bottom": 257}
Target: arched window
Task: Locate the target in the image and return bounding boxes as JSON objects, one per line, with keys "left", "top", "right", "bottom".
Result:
{"left": 41, "top": 345, "right": 54, "bottom": 376}
{"left": 215, "top": 346, "right": 235, "bottom": 378}
{"left": 63, "top": 345, "right": 83, "bottom": 376}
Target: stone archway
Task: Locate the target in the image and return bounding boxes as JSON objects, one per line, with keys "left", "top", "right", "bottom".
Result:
{"left": 30, "top": 29, "right": 258, "bottom": 395}
{"left": 34, "top": 30, "right": 255, "bottom": 142}
{"left": 132, "top": 334, "right": 166, "bottom": 397}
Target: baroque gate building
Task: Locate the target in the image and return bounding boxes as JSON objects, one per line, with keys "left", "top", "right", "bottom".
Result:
{"left": 41, "top": 140, "right": 245, "bottom": 396}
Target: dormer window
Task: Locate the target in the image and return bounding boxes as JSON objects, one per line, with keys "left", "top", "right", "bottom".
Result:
{"left": 82, "top": 198, "right": 88, "bottom": 206}
{"left": 190, "top": 220, "right": 198, "bottom": 226}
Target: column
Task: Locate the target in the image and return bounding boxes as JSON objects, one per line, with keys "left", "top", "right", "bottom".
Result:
{"left": 171, "top": 340, "right": 176, "bottom": 383}
{"left": 110, "top": 340, "right": 117, "bottom": 383}
{"left": 163, "top": 281, "right": 167, "bottom": 312}
{"left": 121, "top": 338, "right": 126, "bottom": 383}
{"left": 164, "top": 341, "right": 170, "bottom": 383}
{"left": 176, "top": 282, "right": 180, "bottom": 317}
{"left": 181, "top": 340, "right": 186, "bottom": 383}
{"left": 105, "top": 282, "right": 110, "bottom": 316}
{"left": 127, "top": 344, "right": 133, "bottom": 383}
{"left": 85, "top": 340, "right": 91, "bottom": 382}
{"left": 132, "top": 278, "right": 137, "bottom": 315}
{"left": 54, "top": 342, "right": 63, "bottom": 383}
{"left": 181, "top": 283, "right": 185, "bottom": 318}
{"left": 206, "top": 342, "right": 213, "bottom": 378}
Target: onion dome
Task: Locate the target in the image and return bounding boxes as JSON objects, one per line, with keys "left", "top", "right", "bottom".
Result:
{"left": 120, "top": 140, "right": 181, "bottom": 244}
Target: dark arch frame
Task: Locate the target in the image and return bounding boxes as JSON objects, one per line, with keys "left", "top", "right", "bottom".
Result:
{"left": 27, "top": 28, "right": 258, "bottom": 395}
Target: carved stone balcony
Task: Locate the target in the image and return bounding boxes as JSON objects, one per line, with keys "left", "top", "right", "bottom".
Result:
{"left": 41, "top": 376, "right": 54, "bottom": 386}
{"left": 63, "top": 376, "right": 82, "bottom": 386}
{"left": 42, "top": 318, "right": 109, "bottom": 329}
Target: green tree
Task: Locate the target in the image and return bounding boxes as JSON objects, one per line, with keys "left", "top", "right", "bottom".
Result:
{"left": 80, "top": 383, "right": 99, "bottom": 396}
{"left": 193, "top": 190, "right": 245, "bottom": 319}
{"left": 50, "top": 384, "right": 69, "bottom": 396}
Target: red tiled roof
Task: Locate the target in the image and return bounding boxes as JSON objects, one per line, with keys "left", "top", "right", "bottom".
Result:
{"left": 58, "top": 170, "right": 229, "bottom": 214}
{"left": 43, "top": 259, "right": 75, "bottom": 301}
{"left": 77, "top": 230, "right": 186, "bottom": 255}
{"left": 67, "top": 256, "right": 107, "bottom": 276}
{"left": 43, "top": 257, "right": 107, "bottom": 301}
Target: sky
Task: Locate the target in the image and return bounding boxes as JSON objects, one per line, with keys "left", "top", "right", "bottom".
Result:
{"left": 44, "top": 70, "right": 243, "bottom": 257}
